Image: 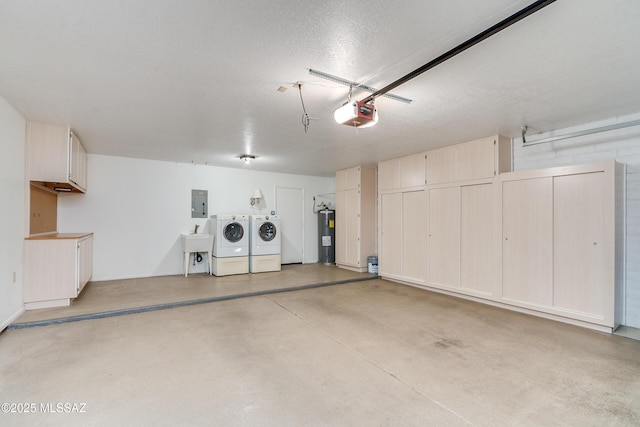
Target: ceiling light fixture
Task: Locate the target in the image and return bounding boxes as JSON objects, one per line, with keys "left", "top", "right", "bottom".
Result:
{"left": 239, "top": 154, "right": 256, "bottom": 164}
{"left": 334, "top": 85, "right": 378, "bottom": 128}
{"left": 334, "top": 100, "right": 378, "bottom": 128}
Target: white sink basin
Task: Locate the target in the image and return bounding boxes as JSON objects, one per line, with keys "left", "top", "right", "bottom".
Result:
{"left": 181, "top": 233, "right": 213, "bottom": 253}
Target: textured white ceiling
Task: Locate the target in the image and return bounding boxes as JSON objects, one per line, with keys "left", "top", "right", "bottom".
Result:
{"left": 1, "top": 0, "right": 639, "bottom": 176}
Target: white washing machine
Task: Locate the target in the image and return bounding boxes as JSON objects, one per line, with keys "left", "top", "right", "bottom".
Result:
{"left": 250, "top": 215, "right": 282, "bottom": 273}
{"left": 211, "top": 214, "right": 249, "bottom": 276}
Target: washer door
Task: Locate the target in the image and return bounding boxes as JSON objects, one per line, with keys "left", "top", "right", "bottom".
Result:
{"left": 259, "top": 222, "right": 276, "bottom": 242}
{"left": 224, "top": 222, "right": 244, "bottom": 243}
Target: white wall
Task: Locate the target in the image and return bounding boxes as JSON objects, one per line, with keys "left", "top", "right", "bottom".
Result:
{"left": 513, "top": 112, "right": 640, "bottom": 328}
{"left": 0, "top": 95, "right": 26, "bottom": 329}
{"left": 58, "top": 154, "right": 335, "bottom": 281}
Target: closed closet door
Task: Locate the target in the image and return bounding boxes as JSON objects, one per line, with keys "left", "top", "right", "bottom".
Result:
{"left": 460, "top": 183, "right": 493, "bottom": 294}
{"left": 428, "top": 186, "right": 460, "bottom": 288}
{"left": 402, "top": 190, "right": 426, "bottom": 282}
{"left": 553, "top": 172, "right": 605, "bottom": 315}
{"left": 502, "top": 177, "right": 553, "bottom": 306}
{"left": 379, "top": 192, "right": 402, "bottom": 277}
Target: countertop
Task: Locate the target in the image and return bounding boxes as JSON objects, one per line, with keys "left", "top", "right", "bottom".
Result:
{"left": 26, "top": 232, "right": 93, "bottom": 240}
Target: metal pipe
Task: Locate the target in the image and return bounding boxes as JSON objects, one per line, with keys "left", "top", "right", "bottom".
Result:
{"left": 360, "top": 0, "right": 557, "bottom": 104}
{"left": 522, "top": 119, "right": 640, "bottom": 146}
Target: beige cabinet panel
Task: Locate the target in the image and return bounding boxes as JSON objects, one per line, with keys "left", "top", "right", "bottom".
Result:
{"left": 336, "top": 166, "right": 360, "bottom": 191}
{"left": 378, "top": 159, "right": 400, "bottom": 191}
{"left": 400, "top": 152, "right": 426, "bottom": 188}
{"left": 336, "top": 166, "right": 377, "bottom": 272}
{"left": 460, "top": 184, "right": 493, "bottom": 294}
{"left": 345, "top": 189, "right": 361, "bottom": 266}
{"left": 458, "top": 137, "right": 495, "bottom": 181}
{"left": 402, "top": 190, "right": 426, "bottom": 282}
{"left": 553, "top": 172, "right": 605, "bottom": 315}
{"left": 27, "top": 121, "right": 87, "bottom": 193}
{"left": 428, "top": 186, "right": 460, "bottom": 288}
{"left": 502, "top": 177, "right": 553, "bottom": 306}
{"left": 77, "top": 235, "right": 93, "bottom": 294}
{"left": 426, "top": 135, "right": 511, "bottom": 185}
{"left": 24, "top": 234, "right": 93, "bottom": 308}
{"left": 379, "top": 192, "right": 402, "bottom": 276}
{"left": 426, "top": 146, "right": 458, "bottom": 185}
{"left": 70, "top": 132, "right": 87, "bottom": 190}
{"left": 335, "top": 190, "right": 348, "bottom": 264}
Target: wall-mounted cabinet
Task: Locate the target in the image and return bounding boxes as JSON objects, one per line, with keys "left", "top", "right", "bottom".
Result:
{"left": 378, "top": 151, "right": 426, "bottom": 191}
{"left": 426, "top": 135, "right": 511, "bottom": 185}
{"left": 27, "top": 121, "right": 87, "bottom": 193}
{"left": 335, "top": 166, "right": 377, "bottom": 272}
{"left": 24, "top": 233, "right": 94, "bottom": 309}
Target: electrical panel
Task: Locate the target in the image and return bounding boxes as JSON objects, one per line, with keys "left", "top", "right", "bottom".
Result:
{"left": 191, "top": 189, "right": 208, "bottom": 218}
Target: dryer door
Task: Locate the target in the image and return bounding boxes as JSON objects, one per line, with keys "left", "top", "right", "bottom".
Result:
{"left": 224, "top": 222, "right": 244, "bottom": 243}
{"left": 258, "top": 222, "right": 276, "bottom": 242}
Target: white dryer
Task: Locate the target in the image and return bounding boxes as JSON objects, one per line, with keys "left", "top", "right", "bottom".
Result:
{"left": 250, "top": 215, "right": 281, "bottom": 273}
{"left": 211, "top": 214, "right": 249, "bottom": 276}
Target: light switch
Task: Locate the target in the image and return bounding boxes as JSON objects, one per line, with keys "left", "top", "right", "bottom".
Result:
{"left": 191, "top": 189, "right": 208, "bottom": 218}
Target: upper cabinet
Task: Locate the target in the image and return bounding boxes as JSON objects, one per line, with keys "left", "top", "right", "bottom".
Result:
{"left": 378, "top": 151, "right": 426, "bottom": 191}
{"left": 27, "top": 121, "right": 87, "bottom": 193}
{"left": 378, "top": 135, "right": 511, "bottom": 192}
{"left": 426, "top": 135, "right": 511, "bottom": 185}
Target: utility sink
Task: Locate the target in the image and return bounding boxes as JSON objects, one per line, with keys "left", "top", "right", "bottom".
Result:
{"left": 181, "top": 233, "right": 213, "bottom": 253}
{"left": 181, "top": 233, "right": 214, "bottom": 277}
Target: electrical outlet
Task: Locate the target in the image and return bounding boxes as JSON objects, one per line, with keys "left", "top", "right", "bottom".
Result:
{"left": 13, "top": 272, "right": 16, "bottom": 283}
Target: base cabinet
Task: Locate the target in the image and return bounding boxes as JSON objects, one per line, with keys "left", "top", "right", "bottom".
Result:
{"left": 499, "top": 162, "right": 623, "bottom": 330}
{"left": 379, "top": 190, "right": 425, "bottom": 284}
{"left": 426, "top": 182, "right": 495, "bottom": 296}
{"left": 24, "top": 233, "right": 93, "bottom": 309}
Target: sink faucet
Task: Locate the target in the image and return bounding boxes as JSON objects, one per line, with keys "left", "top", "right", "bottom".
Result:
{"left": 194, "top": 224, "right": 200, "bottom": 234}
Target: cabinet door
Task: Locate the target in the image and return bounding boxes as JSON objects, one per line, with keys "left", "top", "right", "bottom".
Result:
{"left": 335, "top": 190, "right": 347, "bottom": 264}
{"left": 402, "top": 190, "right": 426, "bottom": 282}
{"left": 460, "top": 183, "right": 493, "bottom": 294}
{"left": 345, "top": 167, "right": 361, "bottom": 190}
{"left": 553, "top": 172, "right": 604, "bottom": 315}
{"left": 400, "top": 153, "right": 426, "bottom": 188}
{"left": 69, "top": 132, "right": 87, "bottom": 190}
{"left": 378, "top": 159, "right": 400, "bottom": 191}
{"left": 77, "top": 236, "right": 93, "bottom": 294}
{"left": 426, "top": 146, "right": 458, "bottom": 185}
{"left": 458, "top": 137, "right": 495, "bottom": 181}
{"left": 345, "top": 189, "right": 361, "bottom": 266}
{"left": 428, "top": 186, "right": 460, "bottom": 287}
{"left": 502, "top": 177, "right": 553, "bottom": 306}
{"left": 27, "top": 122, "right": 70, "bottom": 183}
{"left": 379, "top": 192, "right": 402, "bottom": 276}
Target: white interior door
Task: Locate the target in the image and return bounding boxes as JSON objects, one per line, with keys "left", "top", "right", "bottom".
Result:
{"left": 276, "top": 187, "right": 304, "bottom": 264}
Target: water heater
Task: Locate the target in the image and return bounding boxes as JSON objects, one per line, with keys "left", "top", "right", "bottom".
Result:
{"left": 317, "top": 209, "right": 335, "bottom": 264}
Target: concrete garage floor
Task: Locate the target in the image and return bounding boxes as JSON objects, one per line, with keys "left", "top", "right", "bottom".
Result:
{"left": 1, "top": 265, "right": 640, "bottom": 426}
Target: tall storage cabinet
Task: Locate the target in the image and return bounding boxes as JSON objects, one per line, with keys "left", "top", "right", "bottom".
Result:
{"left": 24, "top": 233, "right": 94, "bottom": 309}
{"left": 335, "top": 166, "right": 377, "bottom": 272}
{"left": 499, "top": 161, "right": 624, "bottom": 330}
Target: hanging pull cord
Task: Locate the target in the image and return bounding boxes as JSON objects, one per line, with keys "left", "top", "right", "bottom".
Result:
{"left": 298, "top": 84, "right": 310, "bottom": 133}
